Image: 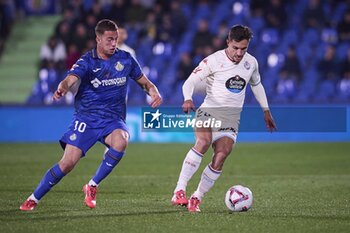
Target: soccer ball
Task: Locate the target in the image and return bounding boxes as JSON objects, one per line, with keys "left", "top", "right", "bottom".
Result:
{"left": 225, "top": 185, "right": 253, "bottom": 212}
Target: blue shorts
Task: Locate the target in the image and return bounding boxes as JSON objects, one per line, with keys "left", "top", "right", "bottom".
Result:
{"left": 60, "top": 113, "right": 128, "bottom": 156}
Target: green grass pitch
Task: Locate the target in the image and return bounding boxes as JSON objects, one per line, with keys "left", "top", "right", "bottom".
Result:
{"left": 0, "top": 142, "right": 349, "bottom": 233}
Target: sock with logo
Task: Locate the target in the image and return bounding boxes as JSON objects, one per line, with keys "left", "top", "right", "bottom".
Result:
{"left": 91, "top": 148, "right": 124, "bottom": 185}
{"left": 174, "top": 148, "right": 203, "bottom": 193}
{"left": 33, "top": 163, "right": 66, "bottom": 201}
{"left": 193, "top": 164, "right": 221, "bottom": 201}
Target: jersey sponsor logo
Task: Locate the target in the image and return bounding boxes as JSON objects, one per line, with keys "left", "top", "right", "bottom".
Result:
{"left": 115, "top": 61, "right": 124, "bottom": 71}
{"left": 91, "top": 78, "right": 102, "bottom": 88}
{"left": 91, "top": 77, "right": 126, "bottom": 88}
{"left": 225, "top": 75, "right": 246, "bottom": 93}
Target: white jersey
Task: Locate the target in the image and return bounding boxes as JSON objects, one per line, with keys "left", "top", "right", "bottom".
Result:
{"left": 191, "top": 49, "right": 261, "bottom": 109}
{"left": 118, "top": 43, "right": 136, "bottom": 59}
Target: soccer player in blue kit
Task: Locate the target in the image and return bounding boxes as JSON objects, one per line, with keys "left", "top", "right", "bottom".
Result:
{"left": 20, "top": 19, "right": 162, "bottom": 211}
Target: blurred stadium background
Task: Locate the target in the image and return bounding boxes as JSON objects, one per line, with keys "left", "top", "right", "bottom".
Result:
{"left": 1, "top": 2, "right": 349, "bottom": 232}
{"left": 0, "top": 0, "right": 349, "bottom": 142}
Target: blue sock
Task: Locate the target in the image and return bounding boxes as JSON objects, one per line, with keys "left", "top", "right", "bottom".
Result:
{"left": 92, "top": 148, "right": 124, "bottom": 185}
{"left": 33, "top": 164, "right": 65, "bottom": 200}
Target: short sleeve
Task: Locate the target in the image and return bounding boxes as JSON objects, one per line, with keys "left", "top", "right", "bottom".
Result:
{"left": 67, "top": 55, "right": 89, "bottom": 79}
{"left": 129, "top": 55, "right": 143, "bottom": 80}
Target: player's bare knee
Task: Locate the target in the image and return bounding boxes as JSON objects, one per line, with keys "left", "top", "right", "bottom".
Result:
{"left": 110, "top": 137, "right": 128, "bottom": 152}
{"left": 58, "top": 161, "right": 75, "bottom": 174}
{"left": 195, "top": 137, "right": 211, "bottom": 153}
{"left": 108, "top": 130, "right": 129, "bottom": 151}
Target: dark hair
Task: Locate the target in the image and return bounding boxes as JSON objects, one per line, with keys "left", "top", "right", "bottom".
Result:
{"left": 228, "top": 24, "right": 253, "bottom": 42}
{"left": 95, "top": 19, "right": 118, "bottom": 35}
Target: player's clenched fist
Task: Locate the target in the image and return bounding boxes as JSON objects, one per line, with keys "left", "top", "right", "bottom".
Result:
{"left": 53, "top": 75, "right": 78, "bottom": 101}
{"left": 53, "top": 87, "right": 66, "bottom": 101}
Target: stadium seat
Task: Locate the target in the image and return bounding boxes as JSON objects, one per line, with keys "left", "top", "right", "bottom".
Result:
{"left": 330, "top": 2, "right": 348, "bottom": 24}
{"left": 247, "top": 16, "right": 265, "bottom": 34}
{"left": 194, "top": 3, "right": 211, "bottom": 20}
{"left": 260, "top": 28, "right": 279, "bottom": 46}
{"left": 14, "top": 1, "right": 350, "bottom": 106}
{"left": 315, "top": 80, "right": 336, "bottom": 102}
{"left": 281, "top": 29, "right": 299, "bottom": 47}
{"left": 336, "top": 42, "right": 350, "bottom": 60}
{"left": 302, "top": 29, "right": 320, "bottom": 45}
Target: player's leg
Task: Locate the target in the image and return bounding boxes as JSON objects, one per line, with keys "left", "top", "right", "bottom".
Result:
{"left": 20, "top": 145, "right": 82, "bottom": 211}
{"left": 83, "top": 129, "right": 128, "bottom": 208}
{"left": 188, "top": 136, "right": 234, "bottom": 212}
{"left": 172, "top": 127, "right": 212, "bottom": 206}
{"left": 90, "top": 128, "right": 128, "bottom": 185}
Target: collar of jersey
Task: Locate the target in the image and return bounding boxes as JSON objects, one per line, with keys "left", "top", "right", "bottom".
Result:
{"left": 91, "top": 48, "right": 119, "bottom": 59}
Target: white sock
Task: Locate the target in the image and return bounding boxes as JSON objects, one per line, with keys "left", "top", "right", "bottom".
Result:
{"left": 174, "top": 148, "right": 203, "bottom": 193}
{"left": 29, "top": 194, "right": 39, "bottom": 203}
{"left": 88, "top": 179, "right": 98, "bottom": 187}
{"left": 193, "top": 164, "right": 221, "bottom": 201}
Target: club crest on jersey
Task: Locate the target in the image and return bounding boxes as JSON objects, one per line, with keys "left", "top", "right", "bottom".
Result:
{"left": 115, "top": 61, "right": 124, "bottom": 71}
{"left": 225, "top": 75, "right": 246, "bottom": 93}
{"left": 244, "top": 61, "right": 250, "bottom": 70}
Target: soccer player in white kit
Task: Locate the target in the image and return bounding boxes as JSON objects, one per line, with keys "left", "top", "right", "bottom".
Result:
{"left": 171, "top": 25, "right": 277, "bottom": 212}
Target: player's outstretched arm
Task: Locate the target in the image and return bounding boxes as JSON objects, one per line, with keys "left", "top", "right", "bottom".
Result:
{"left": 136, "top": 75, "right": 162, "bottom": 108}
{"left": 53, "top": 75, "right": 79, "bottom": 101}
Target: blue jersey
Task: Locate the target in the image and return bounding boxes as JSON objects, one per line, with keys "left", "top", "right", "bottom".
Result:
{"left": 67, "top": 48, "right": 142, "bottom": 120}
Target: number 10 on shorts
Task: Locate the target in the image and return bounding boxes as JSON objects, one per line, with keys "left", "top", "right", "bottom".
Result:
{"left": 74, "top": 121, "right": 87, "bottom": 133}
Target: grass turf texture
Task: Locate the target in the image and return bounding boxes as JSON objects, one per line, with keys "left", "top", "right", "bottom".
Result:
{"left": 0, "top": 143, "right": 349, "bottom": 233}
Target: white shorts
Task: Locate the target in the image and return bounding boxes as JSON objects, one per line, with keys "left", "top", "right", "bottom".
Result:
{"left": 195, "top": 107, "right": 240, "bottom": 143}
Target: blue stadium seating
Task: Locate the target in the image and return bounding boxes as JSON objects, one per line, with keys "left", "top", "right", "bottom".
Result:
{"left": 24, "top": 1, "right": 350, "bottom": 105}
